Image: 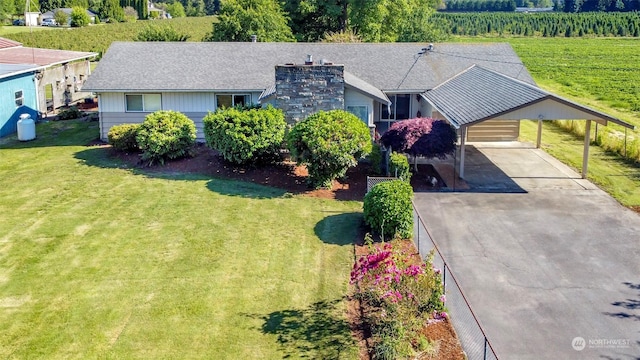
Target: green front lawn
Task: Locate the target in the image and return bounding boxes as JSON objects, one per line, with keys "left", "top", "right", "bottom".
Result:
{"left": 0, "top": 120, "right": 360, "bottom": 359}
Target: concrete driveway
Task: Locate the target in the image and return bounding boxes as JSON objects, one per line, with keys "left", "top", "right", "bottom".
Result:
{"left": 414, "top": 143, "right": 640, "bottom": 359}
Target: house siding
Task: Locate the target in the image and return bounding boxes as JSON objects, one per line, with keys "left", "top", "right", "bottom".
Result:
{"left": 97, "top": 91, "right": 262, "bottom": 141}
{"left": 1, "top": 73, "right": 38, "bottom": 137}
{"left": 498, "top": 98, "right": 606, "bottom": 121}
{"left": 100, "top": 111, "right": 208, "bottom": 141}
{"left": 345, "top": 88, "right": 374, "bottom": 126}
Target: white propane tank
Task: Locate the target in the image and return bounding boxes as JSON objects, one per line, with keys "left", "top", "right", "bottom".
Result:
{"left": 17, "top": 114, "right": 36, "bottom": 141}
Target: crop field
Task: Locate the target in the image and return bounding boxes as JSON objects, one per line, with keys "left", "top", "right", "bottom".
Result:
{"left": 434, "top": 12, "right": 640, "bottom": 37}
{"left": 2, "top": 16, "right": 216, "bottom": 56}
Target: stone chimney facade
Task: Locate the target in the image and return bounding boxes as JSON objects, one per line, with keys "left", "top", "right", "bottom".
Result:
{"left": 275, "top": 64, "right": 345, "bottom": 124}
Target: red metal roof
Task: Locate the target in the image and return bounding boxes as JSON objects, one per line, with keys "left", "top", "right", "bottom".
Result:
{"left": 0, "top": 37, "right": 21, "bottom": 50}
{"left": 0, "top": 46, "right": 97, "bottom": 67}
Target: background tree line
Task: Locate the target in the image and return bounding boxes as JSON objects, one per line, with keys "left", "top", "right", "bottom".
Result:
{"left": 442, "top": 0, "right": 517, "bottom": 12}
{"left": 432, "top": 11, "right": 640, "bottom": 36}
{"left": 560, "top": 0, "right": 639, "bottom": 12}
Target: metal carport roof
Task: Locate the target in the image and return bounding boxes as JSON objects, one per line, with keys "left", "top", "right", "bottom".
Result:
{"left": 421, "top": 65, "right": 635, "bottom": 179}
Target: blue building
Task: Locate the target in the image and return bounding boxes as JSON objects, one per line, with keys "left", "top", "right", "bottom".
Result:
{"left": 0, "top": 64, "right": 40, "bottom": 138}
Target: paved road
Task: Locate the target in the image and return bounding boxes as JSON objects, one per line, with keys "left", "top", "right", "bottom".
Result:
{"left": 414, "top": 144, "right": 640, "bottom": 359}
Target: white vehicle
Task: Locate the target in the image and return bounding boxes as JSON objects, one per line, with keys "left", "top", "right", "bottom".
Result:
{"left": 41, "top": 18, "right": 56, "bottom": 26}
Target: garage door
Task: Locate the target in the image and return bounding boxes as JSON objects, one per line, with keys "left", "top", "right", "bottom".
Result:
{"left": 467, "top": 120, "right": 519, "bottom": 142}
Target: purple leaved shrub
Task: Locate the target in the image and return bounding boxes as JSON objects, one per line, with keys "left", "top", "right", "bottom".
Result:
{"left": 380, "top": 118, "right": 457, "bottom": 159}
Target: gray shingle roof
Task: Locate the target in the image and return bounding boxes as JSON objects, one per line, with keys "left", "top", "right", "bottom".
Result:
{"left": 422, "top": 65, "right": 634, "bottom": 129}
{"left": 83, "top": 42, "right": 534, "bottom": 92}
{"left": 344, "top": 71, "right": 390, "bottom": 105}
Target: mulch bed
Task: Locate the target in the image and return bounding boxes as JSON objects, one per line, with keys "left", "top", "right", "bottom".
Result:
{"left": 106, "top": 142, "right": 368, "bottom": 201}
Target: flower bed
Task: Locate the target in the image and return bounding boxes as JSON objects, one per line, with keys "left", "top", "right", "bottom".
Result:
{"left": 351, "top": 238, "right": 464, "bottom": 360}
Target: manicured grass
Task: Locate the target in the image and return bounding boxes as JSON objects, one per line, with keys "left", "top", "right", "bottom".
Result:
{"left": 520, "top": 120, "right": 640, "bottom": 206}
{"left": 0, "top": 120, "right": 360, "bottom": 359}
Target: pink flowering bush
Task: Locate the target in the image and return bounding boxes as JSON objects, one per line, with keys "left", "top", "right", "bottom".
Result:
{"left": 351, "top": 239, "right": 446, "bottom": 358}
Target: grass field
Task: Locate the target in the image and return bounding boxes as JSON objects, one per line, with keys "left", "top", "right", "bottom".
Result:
{"left": 0, "top": 120, "right": 360, "bottom": 359}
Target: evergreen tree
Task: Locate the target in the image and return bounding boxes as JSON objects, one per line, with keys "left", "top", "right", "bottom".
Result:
{"left": 99, "top": 0, "right": 124, "bottom": 21}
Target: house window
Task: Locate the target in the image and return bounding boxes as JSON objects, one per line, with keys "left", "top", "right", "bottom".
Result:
{"left": 126, "top": 94, "right": 162, "bottom": 112}
{"left": 15, "top": 90, "right": 24, "bottom": 107}
{"left": 216, "top": 94, "right": 251, "bottom": 109}
{"left": 346, "top": 105, "right": 368, "bottom": 123}
{"left": 381, "top": 94, "right": 411, "bottom": 121}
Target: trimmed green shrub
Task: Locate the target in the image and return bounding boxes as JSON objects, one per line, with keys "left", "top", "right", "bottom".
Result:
{"left": 136, "top": 110, "right": 196, "bottom": 165}
{"left": 57, "top": 106, "right": 82, "bottom": 120}
{"left": 367, "top": 143, "right": 383, "bottom": 175}
{"left": 135, "top": 25, "right": 190, "bottom": 41}
{"left": 389, "top": 151, "right": 411, "bottom": 182}
{"left": 108, "top": 123, "right": 140, "bottom": 152}
{"left": 203, "top": 106, "right": 286, "bottom": 165}
{"left": 363, "top": 180, "right": 413, "bottom": 239}
{"left": 287, "top": 110, "right": 372, "bottom": 188}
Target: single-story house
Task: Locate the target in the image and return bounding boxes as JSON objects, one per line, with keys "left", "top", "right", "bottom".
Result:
{"left": 40, "top": 8, "right": 98, "bottom": 25}
{"left": 0, "top": 37, "right": 97, "bottom": 132}
{"left": 83, "top": 41, "right": 633, "bottom": 178}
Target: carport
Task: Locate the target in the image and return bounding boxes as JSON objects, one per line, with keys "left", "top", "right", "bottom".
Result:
{"left": 422, "top": 65, "right": 635, "bottom": 179}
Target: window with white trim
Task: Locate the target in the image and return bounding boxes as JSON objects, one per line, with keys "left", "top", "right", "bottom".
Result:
{"left": 346, "top": 105, "right": 368, "bottom": 123}
{"left": 15, "top": 90, "right": 24, "bottom": 107}
{"left": 125, "top": 94, "right": 162, "bottom": 112}
{"left": 216, "top": 94, "right": 251, "bottom": 109}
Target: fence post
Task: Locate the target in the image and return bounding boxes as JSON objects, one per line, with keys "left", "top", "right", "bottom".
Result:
{"left": 417, "top": 214, "right": 420, "bottom": 257}
{"left": 443, "top": 263, "right": 447, "bottom": 290}
{"left": 484, "top": 337, "right": 488, "bottom": 360}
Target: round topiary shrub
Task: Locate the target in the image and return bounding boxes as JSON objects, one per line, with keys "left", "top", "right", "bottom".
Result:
{"left": 136, "top": 110, "right": 196, "bottom": 165}
{"left": 389, "top": 151, "right": 411, "bottom": 182}
{"left": 203, "top": 105, "right": 286, "bottom": 165}
{"left": 363, "top": 180, "right": 414, "bottom": 240}
{"left": 287, "top": 110, "right": 372, "bottom": 188}
{"left": 108, "top": 123, "right": 140, "bottom": 152}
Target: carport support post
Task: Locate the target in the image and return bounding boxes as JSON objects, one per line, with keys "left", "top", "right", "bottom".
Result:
{"left": 459, "top": 127, "right": 466, "bottom": 179}
{"left": 536, "top": 119, "right": 543, "bottom": 148}
{"left": 582, "top": 120, "right": 591, "bottom": 179}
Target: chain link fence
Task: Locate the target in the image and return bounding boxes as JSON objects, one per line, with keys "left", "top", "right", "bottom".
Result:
{"left": 413, "top": 204, "right": 499, "bottom": 360}
{"left": 366, "top": 176, "right": 397, "bottom": 193}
